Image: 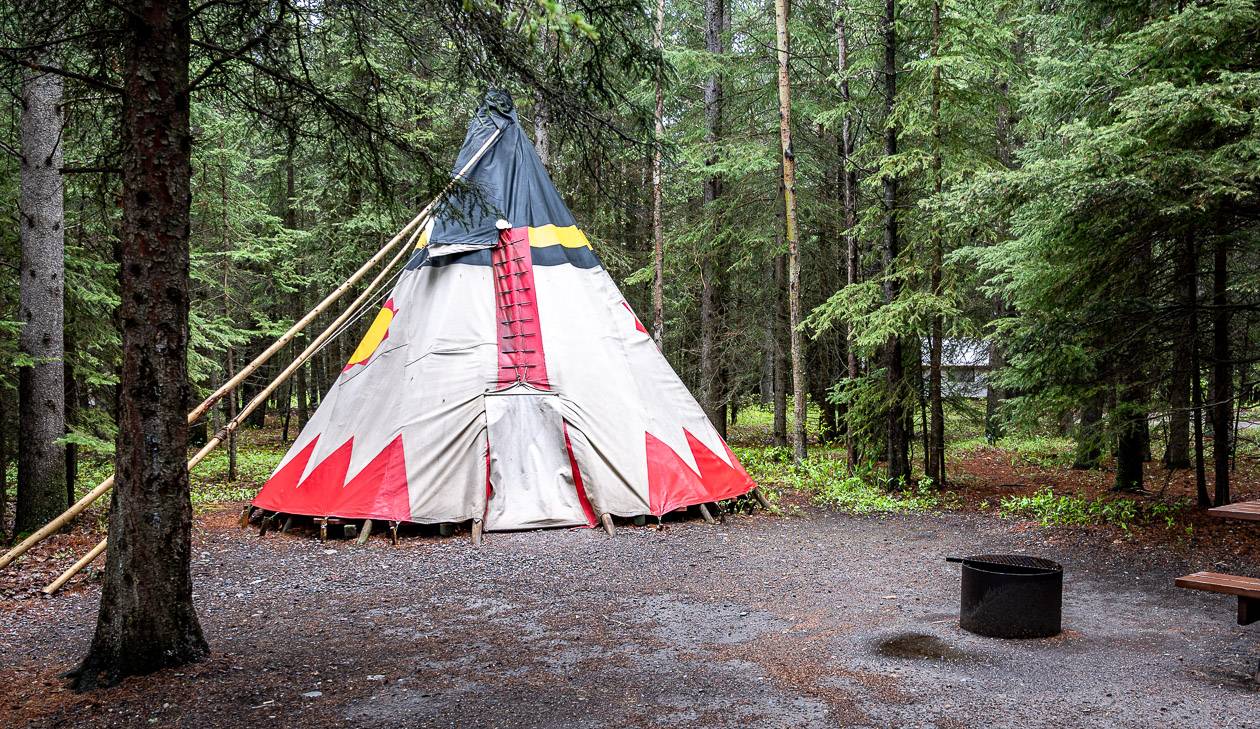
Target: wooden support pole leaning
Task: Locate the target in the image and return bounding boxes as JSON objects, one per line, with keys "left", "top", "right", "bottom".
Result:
{"left": 42, "top": 539, "right": 107, "bottom": 595}
{"left": 5, "top": 127, "right": 504, "bottom": 575}
{"left": 356, "top": 519, "right": 374, "bottom": 545}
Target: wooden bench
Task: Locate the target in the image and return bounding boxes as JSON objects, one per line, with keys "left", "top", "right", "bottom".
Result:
{"left": 1208, "top": 500, "right": 1260, "bottom": 522}
{"left": 1176, "top": 571, "right": 1260, "bottom": 625}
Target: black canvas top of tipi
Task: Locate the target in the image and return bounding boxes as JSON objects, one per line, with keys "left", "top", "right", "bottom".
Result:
{"left": 428, "top": 90, "right": 576, "bottom": 250}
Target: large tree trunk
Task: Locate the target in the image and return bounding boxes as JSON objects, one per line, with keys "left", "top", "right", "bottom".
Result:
{"left": 1192, "top": 335, "right": 1209, "bottom": 508}
{"left": 1113, "top": 405, "right": 1145, "bottom": 491}
{"left": 775, "top": 0, "right": 807, "bottom": 462}
{"left": 1073, "top": 398, "right": 1103, "bottom": 470}
{"left": 837, "top": 3, "right": 859, "bottom": 468}
{"left": 772, "top": 254, "right": 788, "bottom": 447}
{"left": 1, "top": 389, "right": 9, "bottom": 541}
{"left": 1186, "top": 239, "right": 1209, "bottom": 506}
{"left": 881, "top": 0, "right": 910, "bottom": 487}
{"left": 533, "top": 90, "right": 550, "bottom": 169}
{"left": 296, "top": 345, "right": 310, "bottom": 428}
{"left": 926, "top": 0, "right": 945, "bottom": 487}
{"left": 1211, "top": 236, "right": 1231, "bottom": 506}
{"left": 72, "top": 0, "right": 208, "bottom": 689}
{"left": 985, "top": 37, "right": 1017, "bottom": 444}
{"left": 225, "top": 348, "right": 238, "bottom": 482}
{"left": 15, "top": 62, "right": 68, "bottom": 534}
{"left": 699, "top": 0, "right": 727, "bottom": 438}
{"left": 64, "top": 340, "right": 78, "bottom": 504}
{"left": 651, "top": 0, "right": 666, "bottom": 349}
{"left": 1164, "top": 238, "right": 1194, "bottom": 468}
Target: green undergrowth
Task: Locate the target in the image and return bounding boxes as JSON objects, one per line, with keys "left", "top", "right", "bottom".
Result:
{"left": 734, "top": 445, "right": 955, "bottom": 515}
{"left": 952, "top": 433, "right": 1076, "bottom": 469}
{"left": 997, "top": 487, "right": 1187, "bottom": 533}
{"left": 68, "top": 432, "right": 289, "bottom": 511}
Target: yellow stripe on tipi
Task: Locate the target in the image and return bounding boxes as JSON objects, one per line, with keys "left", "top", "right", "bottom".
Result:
{"left": 414, "top": 218, "right": 434, "bottom": 249}
{"left": 528, "top": 225, "right": 590, "bottom": 249}
{"left": 346, "top": 301, "right": 397, "bottom": 368}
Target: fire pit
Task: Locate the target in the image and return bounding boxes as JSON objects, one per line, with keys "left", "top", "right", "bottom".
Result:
{"left": 947, "top": 554, "right": 1062, "bottom": 639}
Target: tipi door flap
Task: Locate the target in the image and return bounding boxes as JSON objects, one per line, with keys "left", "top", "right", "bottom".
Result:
{"left": 483, "top": 391, "right": 588, "bottom": 531}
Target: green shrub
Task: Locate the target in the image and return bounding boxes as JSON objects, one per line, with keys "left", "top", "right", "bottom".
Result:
{"left": 734, "top": 445, "right": 950, "bottom": 515}
{"left": 999, "top": 487, "right": 1184, "bottom": 532}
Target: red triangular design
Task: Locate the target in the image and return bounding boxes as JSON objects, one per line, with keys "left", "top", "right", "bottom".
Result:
{"left": 684, "top": 430, "right": 755, "bottom": 502}
{"left": 252, "top": 436, "right": 320, "bottom": 512}
{"left": 645, "top": 430, "right": 755, "bottom": 516}
{"left": 335, "top": 435, "right": 411, "bottom": 521}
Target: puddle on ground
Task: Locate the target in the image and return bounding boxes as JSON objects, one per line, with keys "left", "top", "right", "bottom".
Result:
{"left": 874, "top": 632, "right": 971, "bottom": 661}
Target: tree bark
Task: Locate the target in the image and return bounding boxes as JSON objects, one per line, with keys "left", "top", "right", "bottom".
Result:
{"left": 775, "top": 0, "right": 807, "bottom": 462}
{"left": 881, "top": 0, "right": 910, "bottom": 487}
{"left": 1073, "top": 398, "right": 1103, "bottom": 470}
{"left": 15, "top": 60, "right": 68, "bottom": 534}
{"left": 985, "top": 36, "right": 1017, "bottom": 443}
{"left": 700, "top": 0, "right": 727, "bottom": 438}
{"left": 533, "top": 90, "right": 550, "bottom": 169}
{"left": 64, "top": 339, "right": 78, "bottom": 504}
{"left": 772, "top": 254, "right": 789, "bottom": 447}
{"left": 225, "top": 348, "right": 238, "bottom": 482}
{"left": 296, "top": 345, "right": 310, "bottom": 428}
{"left": 1192, "top": 334, "right": 1209, "bottom": 507}
{"left": 1, "top": 389, "right": 8, "bottom": 541}
{"left": 926, "top": 0, "right": 945, "bottom": 487}
{"left": 651, "top": 0, "right": 666, "bottom": 349}
{"left": 72, "top": 0, "right": 208, "bottom": 689}
{"left": 1164, "top": 238, "right": 1194, "bottom": 468}
{"left": 1113, "top": 406, "right": 1145, "bottom": 491}
{"left": 1211, "top": 235, "right": 1231, "bottom": 506}
{"left": 837, "top": 2, "right": 859, "bottom": 469}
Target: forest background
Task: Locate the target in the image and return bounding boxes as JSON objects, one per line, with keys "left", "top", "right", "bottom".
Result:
{"left": 1, "top": 0, "right": 1258, "bottom": 540}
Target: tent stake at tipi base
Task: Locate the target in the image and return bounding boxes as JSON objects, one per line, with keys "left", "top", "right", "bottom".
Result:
{"left": 600, "top": 513, "right": 616, "bottom": 536}
{"left": 471, "top": 519, "right": 483, "bottom": 547}
{"left": 239, "top": 505, "right": 254, "bottom": 528}
{"left": 356, "top": 519, "right": 374, "bottom": 544}
{"left": 389, "top": 521, "right": 400, "bottom": 545}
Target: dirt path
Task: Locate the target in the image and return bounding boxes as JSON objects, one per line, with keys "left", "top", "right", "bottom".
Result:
{"left": 2, "top": 506, "right": 1258, "bottom": 727}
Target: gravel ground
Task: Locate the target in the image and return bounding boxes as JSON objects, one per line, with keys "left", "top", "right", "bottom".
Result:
{"left": 2, "top": 505, "right": 1259, "bottom": 728}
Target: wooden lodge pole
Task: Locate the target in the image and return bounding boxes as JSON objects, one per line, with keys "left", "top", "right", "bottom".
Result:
{"left": 7, "top": 127, "right": 505, "bottom": 575}
{"left": 42, "top": 539, "right": 106, "bottom": 595}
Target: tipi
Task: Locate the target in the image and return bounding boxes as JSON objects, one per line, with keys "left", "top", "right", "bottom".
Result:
{"left": 253, "top": 90, "right": 756, "bottom": 532}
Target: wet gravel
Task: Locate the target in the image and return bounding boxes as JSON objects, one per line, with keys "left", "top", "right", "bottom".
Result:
{"left": 2, "top": 506, "right": 1259, "bottom": 727}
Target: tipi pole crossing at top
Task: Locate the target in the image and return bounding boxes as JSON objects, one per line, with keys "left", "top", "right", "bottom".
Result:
{"left": 3, "top": 126, "right": 506, "bottom": 579}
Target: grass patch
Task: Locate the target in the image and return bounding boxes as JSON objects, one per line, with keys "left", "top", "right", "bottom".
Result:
{"left": 734, "top": 445, "right": 953, "bottom": 515}
{"left": 65, "top": 431, "right": 289, "bottom": 510}
{"left": 998, "top": 487, "right": 1186, "bottom": 533}
{"left": 952, "top": 433, "right": 1076, "bottom": 469}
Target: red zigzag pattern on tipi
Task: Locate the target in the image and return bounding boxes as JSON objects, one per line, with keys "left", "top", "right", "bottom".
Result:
{"left": 253, "top": 434, "right": 412, "bottom": 521}
{"left": 645, "top": 429, "right": 755, "bottom": 516}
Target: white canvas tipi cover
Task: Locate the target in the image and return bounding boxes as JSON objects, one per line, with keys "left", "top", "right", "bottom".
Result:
{"left": 253, "top": 91, "right": 755, "bottom": 530}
